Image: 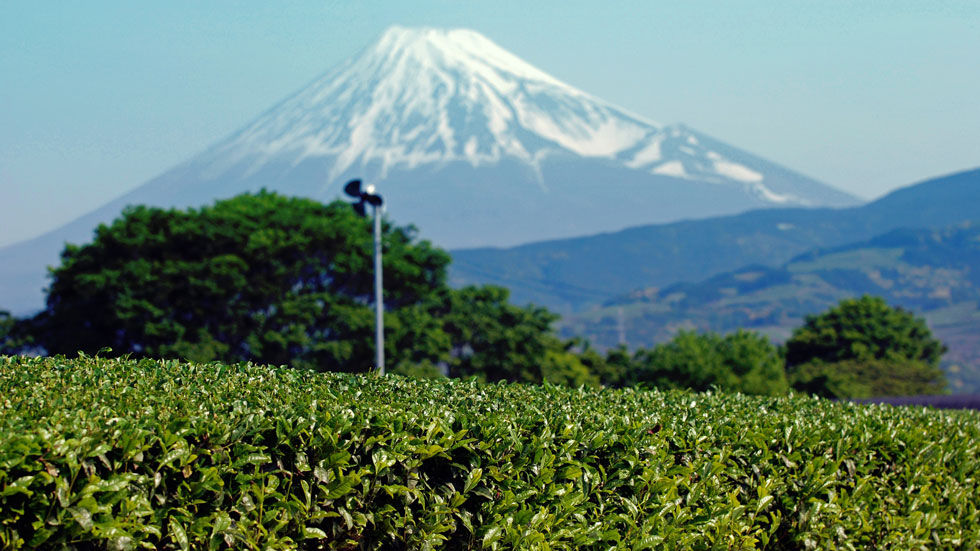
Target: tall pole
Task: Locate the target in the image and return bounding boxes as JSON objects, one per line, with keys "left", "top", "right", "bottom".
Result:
{"left": 343, "top": 179, "right": 385, "bottom": 375}
{"left": 373, "top": 203, "right": 385, "bottom": 375}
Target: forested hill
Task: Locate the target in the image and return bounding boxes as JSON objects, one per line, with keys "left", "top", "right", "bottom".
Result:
{"left": 450, "top": 168, "right": 980, "bottom": 313}
{"left": 562, "top": 221, "right": 980, "bottom": 392}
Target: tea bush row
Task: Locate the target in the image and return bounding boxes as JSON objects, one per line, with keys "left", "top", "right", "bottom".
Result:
{"left": 1, "top": 355, "right": 978, "bottom": 549}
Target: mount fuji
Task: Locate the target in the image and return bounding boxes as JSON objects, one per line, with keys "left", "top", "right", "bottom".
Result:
{"left": 0, "top": 26, "right": 857, "bottom": 314}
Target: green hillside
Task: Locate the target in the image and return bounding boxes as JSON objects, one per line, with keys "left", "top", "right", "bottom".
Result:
{"left": 2, "top": 355, "right": 979, "bottom": 549}
{"left": 451, "top": 168, "right": 980, "bottom": 313}
{"left": 563, "top": 222, "right": 980, "bottom": 392}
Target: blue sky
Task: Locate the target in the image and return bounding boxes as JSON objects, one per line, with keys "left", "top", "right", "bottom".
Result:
{"left": 2, "top": 1, "right": 978, "bottom": 247}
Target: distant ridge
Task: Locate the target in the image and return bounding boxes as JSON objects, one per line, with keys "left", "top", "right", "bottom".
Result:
{"left": 450, "top": 168, "right": 980, "bottom": 313}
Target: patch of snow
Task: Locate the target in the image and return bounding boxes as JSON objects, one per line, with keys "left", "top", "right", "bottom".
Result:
{"left": 713, "top": 160, "right": 764, "bottom": 183}
{"left": 751, "top": 182, "right": 797, "bottom": 204}
{"left": 653, "top": 161, "right": 688, "bottom": 178}
{"left": 625, "top": 135, "right": 664, "bottom": 168}
{"left": 464, "top": 136, "right": 478, "bottom": 160}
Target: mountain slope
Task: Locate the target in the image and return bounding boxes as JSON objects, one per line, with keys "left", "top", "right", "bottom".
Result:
{"left": 199, "top": 26, "right": 851, "bottom": 208}
{"left": 0, "top": 26, "right": 855, "bottom": 315}
{"left": 450, "top": 168, "right": 980, "bottom": 312}
{"left": 561, "top": 221, "right": 980, "bottom": 392}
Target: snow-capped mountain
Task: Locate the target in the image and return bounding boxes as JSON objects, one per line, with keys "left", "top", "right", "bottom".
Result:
{"left": 0, "top": 26, "right": 858, "bottom": 314}
{"left": 197, "top": 26, "right": 849, "bottom": 207}
{"left": 217, "top": 26, "right": 657, "bottom": 180}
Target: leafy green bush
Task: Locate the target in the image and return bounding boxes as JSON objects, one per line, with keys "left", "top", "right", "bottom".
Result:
{"left": 786, "top": 294, "right": 947, "bottom": 366}
{"left": 2, "top": 355, "right": 978, "bottom": 549}
{"left": 789, "top": 358, "right": 948, "bottom": 399}
{"left": 631, "top": 330, "right": 788, "bottom": 396}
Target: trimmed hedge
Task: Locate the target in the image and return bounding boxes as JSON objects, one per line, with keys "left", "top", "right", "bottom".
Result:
{"left": 1, "top": 355, "right": 978, "bottom": 549}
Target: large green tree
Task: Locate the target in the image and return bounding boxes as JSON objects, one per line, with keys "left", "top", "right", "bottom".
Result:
{"left": 631, "top": 330, "right": 788, "bottom": 396}
{"left": 437, "top": 285, "right": 559, "bottom": 383}
{"left": 28, "top": 191, "right": 594, "bottom": 384}
{"left": 32, "top": 191, "right": 452, "bottom": 372}
{"left": 785, "top": 295, "right": 947, "bottom": 397}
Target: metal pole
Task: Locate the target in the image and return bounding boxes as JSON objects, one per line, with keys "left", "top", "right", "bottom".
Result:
{"left": 373, "top": 204, "right": 385, "bottom": 374}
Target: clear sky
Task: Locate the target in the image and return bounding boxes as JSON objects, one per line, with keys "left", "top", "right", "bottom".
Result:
{"left": 2, "top": 1, "right": 978, "bottom": 247}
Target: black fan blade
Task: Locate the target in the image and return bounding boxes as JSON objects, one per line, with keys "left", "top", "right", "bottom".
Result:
{"left": 353, "top": 201, "right": 367, "bottom": 217}
{"left": 343, "top": 179, "right": 362, "bottom": 198}
{"left": 364, "top": 194, "right": 383, "bottom": 207}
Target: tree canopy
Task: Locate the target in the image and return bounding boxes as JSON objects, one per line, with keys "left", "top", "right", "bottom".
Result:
{"left": 438, "top": 285, "right": 558, "bottom": 383}
{"left": 22, "top": 191, "right": 602, "bottom": 384}
{"left": 32, "top": 192, "right": 454, "bottom": 372}
{"left": 631, "top": 330, "right": 788, "bottom": 396}
{"left": 785, "top": 295, "right": 947, "bottom": 397}
{"left": 788, "top": 358, "right": 947, "bottom": 399}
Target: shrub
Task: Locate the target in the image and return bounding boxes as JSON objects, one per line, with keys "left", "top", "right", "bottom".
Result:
{"left": 1, "top": 355, "right": 978, "bottom": 549}
{"left": 631, "top": 330, "right": 788, "bottom": 396}
{"left": 786, "top": 296, "right": 948, "bottom": 397}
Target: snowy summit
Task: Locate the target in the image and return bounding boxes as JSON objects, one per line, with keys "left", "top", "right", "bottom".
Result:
{"left": 217, "top": 27, "right": 655, "bottom": 178}
{"left": 207, "top": 27, "right": 828, "bottom": 204}
{"left": 211, "top": 26, "right": 816, "bottom": 199}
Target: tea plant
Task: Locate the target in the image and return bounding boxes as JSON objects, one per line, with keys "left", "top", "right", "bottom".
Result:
{"left": 1, "top": 355, "right": 978, "bottom": 549}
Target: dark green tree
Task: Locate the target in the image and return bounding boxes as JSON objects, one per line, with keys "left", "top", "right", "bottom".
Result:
{"left": 631, "top": 330, "right": 787, "bottom": 396}
{"left": 32, "top": 191, "right": 452, "bottom": 372}
{"left": 594, "top": 344, "right": 633, "bottom": 388}
{"left": 28, "top": 192, "right": 597, "bottom": 384}
{"left": 540, "top": 338, "right": 602, "bottom": 388}
{"left": 718, "top": 330, "right": 790, "bottom": 396}
{"left": 785, "top": 295, "right": 947, "bottom": 397}
{"left": 438, "top": 285, "right": 560, "bottom": 383}
{"left": 559, "top": 338, "right": 625, "bottom": 388}
{"left": 0, "top": 311, "right": 18, "bottom": 354}
{"left": 789, "top": 358, "right": 947, "bottom": 399}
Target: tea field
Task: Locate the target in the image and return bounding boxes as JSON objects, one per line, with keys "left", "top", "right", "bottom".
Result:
{"left": 1, "top": 355, "right": 978, "bottom": 549}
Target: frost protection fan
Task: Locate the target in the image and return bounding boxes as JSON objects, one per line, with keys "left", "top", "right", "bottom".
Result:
{"left": 344, "top": 179, "right": 383, "bottom": 217}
